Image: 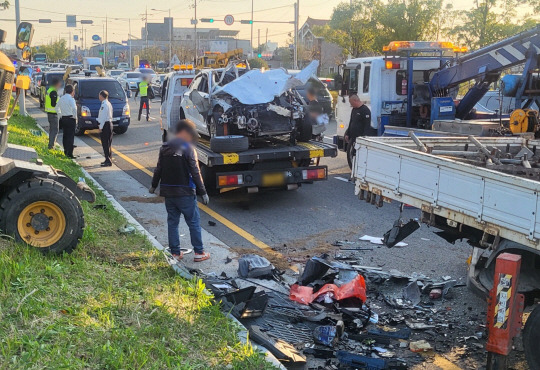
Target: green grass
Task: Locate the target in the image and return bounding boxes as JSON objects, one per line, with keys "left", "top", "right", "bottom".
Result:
{"left": 0, "top": 112, "right": 274, "bottom": 369}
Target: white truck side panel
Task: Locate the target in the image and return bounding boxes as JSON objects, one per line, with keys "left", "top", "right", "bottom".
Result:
{"left": 353, "top": 137, "right": 540, "bottom": 251}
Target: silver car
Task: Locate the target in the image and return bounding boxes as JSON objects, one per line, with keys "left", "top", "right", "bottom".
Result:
{"left": 118, "top": 72, "right": 142, "bottom": 91}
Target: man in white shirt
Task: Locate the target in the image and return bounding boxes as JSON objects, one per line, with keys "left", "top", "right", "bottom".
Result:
{"left": 56, "top": 84, "right": 78, "bottom": 158}
{"left": 97, "top": 90, "right": 114, "bottom": 167}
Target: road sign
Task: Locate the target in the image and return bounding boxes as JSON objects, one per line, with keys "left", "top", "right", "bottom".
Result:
{"left": 73, "top": 35, "right": 79, "bottom": 42}
{"left": 241, "top": 20, "right": 253, "bottom": 24}
{"left": 92, "top": 34, "right": 101, "bottom": 42}
{"left": 66, "top": 15, "right": 76, "bottom": 27}
{"left": 224, "top": 15, "right": 234, "bottom": 26}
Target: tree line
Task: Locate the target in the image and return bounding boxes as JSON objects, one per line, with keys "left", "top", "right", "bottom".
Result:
{"left": 314, "top": 0, "right": 539, "bottom": 57}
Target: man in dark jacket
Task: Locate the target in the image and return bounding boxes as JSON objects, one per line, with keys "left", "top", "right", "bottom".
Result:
{"left": 344, "top": 94, "right": 376, "bottom": 145}
{"left": 150, "top": 119, "right": 210, "bottom": 262}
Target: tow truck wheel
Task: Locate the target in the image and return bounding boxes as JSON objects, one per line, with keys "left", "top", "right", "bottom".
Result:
{"left": 0, "top": 179, "right": 84, "bottom": 253}
{"left": 524, "top": 304, "right": 540, "bottom": 369}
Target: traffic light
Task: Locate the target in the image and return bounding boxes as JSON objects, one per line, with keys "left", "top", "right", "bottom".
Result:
{"left": 257, "top": 53, "right": 262, "bottom": 58}
{"left": 201, "top": 18, "right": 214, "bottom": 23}
{"left": 240, "top": 20, "right": 253, "bottom": 24}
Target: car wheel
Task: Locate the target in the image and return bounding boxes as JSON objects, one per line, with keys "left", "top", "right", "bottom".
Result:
{"left": 210, "top": 135, "right": 249, "bottom": 153}
{"left": 74, "top": 121, "right": 85, "bottom": 136}
{"left": 113, "top": 126, "right": 128, "bottom": 135}
{"left": 524, "top": 304, "right": 540, "bottom": 369}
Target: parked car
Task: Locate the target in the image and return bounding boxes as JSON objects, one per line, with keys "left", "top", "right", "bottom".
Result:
{"left": 66, "top": 77, "right": 130, "bottom": 136}
{"left": 117, "top": 62, "right": 130, "bottom": 70}
{"left": 106, "top": 69, "right": 123, "bottom": 80}
{"left": 39, "top": 71, "right": 65, "bottom": 108}
{"left": 30, "top": 72, "right": 43, "bottom": 96}
{"left": 179, "top": 60, "right": 321, "bottom": 141}
{"left": 118, "top": 71, "right": 142, "bottom": 91}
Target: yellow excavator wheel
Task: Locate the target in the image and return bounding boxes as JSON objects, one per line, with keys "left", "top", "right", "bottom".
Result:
{"left": 17, "top": 201, "right": 67, "bottom": 248}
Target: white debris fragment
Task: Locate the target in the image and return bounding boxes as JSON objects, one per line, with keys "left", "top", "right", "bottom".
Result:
{"left": 267, "top": 104, "right": 291, "bottom": 117}
{"left": 359, "top": 235, "right": 408, "bottom": 247}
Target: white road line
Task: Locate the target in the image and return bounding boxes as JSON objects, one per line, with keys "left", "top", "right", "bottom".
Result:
{"left": 334, "top": 176, "right": 351, "bottom": 182}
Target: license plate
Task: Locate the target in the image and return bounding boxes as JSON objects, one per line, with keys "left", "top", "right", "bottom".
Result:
{"left": 262, "top": 172, "right": 285, "bottom": 187}
{"left": 112, "top": 117, "right": 120, "bottom": 122}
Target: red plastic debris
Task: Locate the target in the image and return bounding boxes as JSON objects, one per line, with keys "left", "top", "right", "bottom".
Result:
{"left": 289, "top": 274, "right": 367, "bottom": 305}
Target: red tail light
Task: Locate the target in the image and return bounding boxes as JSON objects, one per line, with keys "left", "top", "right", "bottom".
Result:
{"left": 218, "top": 175, "right": 243, "bottom": 186}
{"left": 302, "top": 169, "right": 326, "bottom": 180}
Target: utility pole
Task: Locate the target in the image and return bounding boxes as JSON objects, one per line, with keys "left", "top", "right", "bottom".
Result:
{"left": 294, "top": 2, "right": 298, "bottom": 69}
{"left": 169, "top": 9, "right": 172, "bottom": 65}
{"left": 105, "top": 15, "right": 108, "bottom": 64}
{"left": 145, "top": 7, "right": 148, "bottom": 50}
{"left": 194, "top": 0, "right": 197, "bottom": 63}
{"left": 129, "top": 18, "right": 132, "bottom": 67}
{"left": 14, "top": 0, "right": 25, "bottom": 116}
{"left": 250, "top": 0, "right": 254, "bottom": 58}
{"left": 265, "top": 28, "right": 268, "bottom": 46}
{"left": 258, "top": 29, "right": 260, "bottom": 51}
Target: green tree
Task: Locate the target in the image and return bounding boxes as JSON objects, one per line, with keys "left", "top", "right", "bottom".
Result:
{"left": 139, "top": 46, "right": 165, "bottom": 66}
{"left": 451, "top": 0, "right": 539, "bottom": 49}
{"left": 248, "top": 58, "right": 268, "bottom": 69}
{"left": 314, "top": 0, "right": 380, "bottom": 57}
{"left": 0, "top": 1, "right": 9, "bottom": 10}
{"left": 35, "top": 39, "right": 69, "bottom": 62}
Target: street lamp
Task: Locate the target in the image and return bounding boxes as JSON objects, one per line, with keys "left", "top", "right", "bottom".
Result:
{"left": 151, "top": 8, "right": 172, "bottom": 64}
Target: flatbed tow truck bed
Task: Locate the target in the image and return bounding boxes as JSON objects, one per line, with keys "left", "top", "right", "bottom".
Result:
{"left": 196, "top": 137, "right": 338, "bottom": 192}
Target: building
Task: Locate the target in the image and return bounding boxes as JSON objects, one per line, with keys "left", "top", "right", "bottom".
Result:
{"left": 298, "top": 17, "right": 343, "bottom": 76}
{"left": 88, "top": 42, "right": 129, "bottom": 65}
{"left": 141, "top": 18, "right": 252, "bottom": 57}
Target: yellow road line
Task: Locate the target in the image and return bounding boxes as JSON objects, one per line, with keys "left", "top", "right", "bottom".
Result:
{"left": 86, "top": 134, "right": 294, "bottom": 269}
{"left": 421, "top": 354, "right": 461, "bottom": 370}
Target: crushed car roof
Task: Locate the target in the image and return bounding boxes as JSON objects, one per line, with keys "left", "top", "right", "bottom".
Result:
{"left": 215, "top": 60, "right": 319, "bottom": 105}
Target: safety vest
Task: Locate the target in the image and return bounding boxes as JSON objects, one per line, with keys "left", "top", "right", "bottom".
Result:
{"left": 44, "top": 86, "right": 57, "bottom": 113}
{"left": 139, "top": 81, "right": 148, "bottom": 97}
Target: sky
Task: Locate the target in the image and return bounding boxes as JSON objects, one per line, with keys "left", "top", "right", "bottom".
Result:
{"left": 0, "top": 0, "right": 533, "bottom": 48}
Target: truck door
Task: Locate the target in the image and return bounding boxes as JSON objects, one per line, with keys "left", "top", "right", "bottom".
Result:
{"left": 336, "top": 65, "right": 360, "bottom": 140}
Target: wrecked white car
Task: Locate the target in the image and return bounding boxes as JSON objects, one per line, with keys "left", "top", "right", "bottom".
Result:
{"left": 180, "top": 61, "right": 325, "bottom": 146}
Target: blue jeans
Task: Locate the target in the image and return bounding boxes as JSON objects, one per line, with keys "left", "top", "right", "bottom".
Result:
{"left": 165, "top": 196, "right": 204, "bottom": 255}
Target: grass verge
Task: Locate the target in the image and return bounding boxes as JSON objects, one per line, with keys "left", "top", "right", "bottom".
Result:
{"left": 0, "top": 111, "right": 274, "bottom": 369}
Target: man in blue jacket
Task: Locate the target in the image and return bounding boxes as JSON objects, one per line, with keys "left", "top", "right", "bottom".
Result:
{"left": 150, "top": 119, "right": 210, "bottom": 262}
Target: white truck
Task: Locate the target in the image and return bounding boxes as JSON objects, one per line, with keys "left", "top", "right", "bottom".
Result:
{"left": 352, "top": 134, "right": 540, "bottom": 368}
{"left": 83, "top": 57, "right": 103, "bottom": 75}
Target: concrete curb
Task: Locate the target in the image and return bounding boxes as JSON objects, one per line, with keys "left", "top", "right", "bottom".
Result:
{"left": 32, "top": 115, "right": 285, "bottom": 369}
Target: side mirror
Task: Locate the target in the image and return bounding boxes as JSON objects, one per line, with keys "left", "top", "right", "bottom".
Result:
{"left": 16, "top": 22, "right": 34, "bottom": 51}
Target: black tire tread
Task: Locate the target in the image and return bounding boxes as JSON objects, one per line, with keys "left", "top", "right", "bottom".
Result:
{"left": 524, "top": 304, "right": 540, "bottom": 369}
{"left": 0, "top": 178, "right": 85, "bottom": 254}
{"left": 113, "top": 126, "right": 128, "bottom": 135}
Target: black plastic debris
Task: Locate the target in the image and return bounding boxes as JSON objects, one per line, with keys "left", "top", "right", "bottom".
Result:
{"left": 248, "top": 325, "right": 307, "bottom": 365}
{"left": 238, "top": 254, "right": 274, "bottom": 278}
{"left": 383, "top": 218, "right": 420, "bottom": 248}
{"left": 402, "top": 281, "right": 421, "bottom": 306}
{"left": 303, "top": 347, "right": 334, "bottom": 359}
{"left": 367, "top": 327, "right": 411, "bottom": 340}
{"left": 220, "top": 286, "right": 269, "bottom": 319}
{"left": 313, "top": 321, "right": 344, "bottom": 346}
{"left": 299, "top": 256, "right": 331, "bottom": 285}
{"left": 336, "top": 350, "right": 407, "bottom": 369}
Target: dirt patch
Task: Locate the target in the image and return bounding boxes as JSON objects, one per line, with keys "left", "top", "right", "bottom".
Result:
{"left": 229, "top": 247, "right": 293, "bottom": 271}
{"left": 121, "top": 196, "right": 164, "bottom": 204}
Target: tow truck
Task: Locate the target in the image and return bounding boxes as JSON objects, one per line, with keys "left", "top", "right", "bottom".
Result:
{"left": 160, "top": 62, "right": 337, "bottom": 194}
{"left": 352, "top": 134, "right": 540, "bottom": 368}
{"left": 335, "top": 25, "right": 540, "bottom": 166}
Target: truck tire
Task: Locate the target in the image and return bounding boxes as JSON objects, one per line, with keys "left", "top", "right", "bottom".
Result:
{"left": 296, "top": 119, "right": 313, "bottom": 142}
{"left": 0, "top": 178, "right": 85, "bottom": 254}
{"left": 210, "top": 135, "right": 249, "bottom": 153}
{"left": 524, "top": 304, "right": 540, "bottom": 369}
{"left": 113, "top": 126, "right": 128, "bottom": 135}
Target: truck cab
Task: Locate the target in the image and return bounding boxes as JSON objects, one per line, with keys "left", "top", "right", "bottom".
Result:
{"left": 334, "top": 41, "right": 463, "bottom": 153}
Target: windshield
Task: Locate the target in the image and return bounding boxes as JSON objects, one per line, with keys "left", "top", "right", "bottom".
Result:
{"left": 109, "top": 70, "right": 122, "bottom": 76}
{"left": 89, "top": 65, "right": 103, "bottom": 71}
{"left": 79, "top": 80, "right": 125, "bottom": 100}
{"left": 45, "top": 73, "right": 65, "bottom": 85}
{"left": 127, "top": 73, "right": 142, "bottom": 79}
{"left": 139, "top": 68, "right": 155, "bottom": 75}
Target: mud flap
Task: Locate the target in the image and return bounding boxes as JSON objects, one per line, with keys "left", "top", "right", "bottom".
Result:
{"left": 383, "top": 218, "right": 420, "bottom": 248}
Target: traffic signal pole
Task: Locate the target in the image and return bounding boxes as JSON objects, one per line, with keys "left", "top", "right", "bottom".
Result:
{"left": 294, "top": 2, "right": 298, "bottom": 69}
{"left": 250, "top": 0, "right": 254, "bottom": 58}
{"left": 14, "top": 0, "right": 26, "bottom": 116}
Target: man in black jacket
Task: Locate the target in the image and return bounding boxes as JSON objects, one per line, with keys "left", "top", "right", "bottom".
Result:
{"left": 344, "top": 94, "right": 376, "bottom": 145}
{"left": 150, "top": 120, "right": 210, "bottom": 262}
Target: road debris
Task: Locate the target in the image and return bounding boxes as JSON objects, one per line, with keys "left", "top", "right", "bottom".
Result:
{"left": 409, "top": 340, "right": 433, "bottom": 352}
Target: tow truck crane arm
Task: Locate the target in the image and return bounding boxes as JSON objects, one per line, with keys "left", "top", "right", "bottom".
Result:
{"left": 430, "top": 24, "right": 540, "bottom": 119}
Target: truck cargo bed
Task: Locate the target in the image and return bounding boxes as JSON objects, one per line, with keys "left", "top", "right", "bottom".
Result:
{"left": 353, "top": 136, "right": 540, "bottom": 251}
